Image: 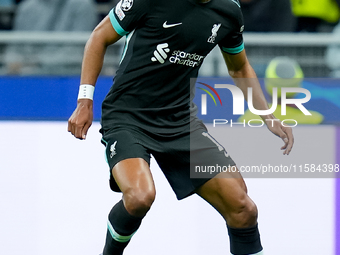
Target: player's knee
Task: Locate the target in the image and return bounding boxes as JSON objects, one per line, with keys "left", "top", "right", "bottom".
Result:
{"left": 124, "top": 188, "right": 155, "bottom": 217}
{"left": 229, "top": 199, "right": 258, "bottom": 228}
{"left": 245, "top": 201, "right": 258, "bottom": 224}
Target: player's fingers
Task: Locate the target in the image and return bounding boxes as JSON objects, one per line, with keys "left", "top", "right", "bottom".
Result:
{"left": 279, "top": 127, "right": 293, "bottom": 155}
{"left": 67, "top": 118, "right": 74, "bottom": 134}
{"left": 68, "top": 116, "right": 79, "bottom": 138}
{"left": 281, "top": 139, "right": 288, "bottom": 149}
{"left": 280, "top": 136, "right": 288, "bottom": 149}
{"left": 73, "top": 120, "right": 86, "bottom": 140}
{"left": 275, "top": 127, "right": 288, "bottom": 152}
{"left": 81, "top": 121, "right": 92, "bottom": 140}
{"left": 67, "top": 120, "right": 71, "bottom": 132}
{"left": 282, "top": 127, "right": 294, "bottom": 155}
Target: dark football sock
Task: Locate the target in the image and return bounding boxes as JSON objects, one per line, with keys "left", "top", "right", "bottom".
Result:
{"left": 103, "top": 200, "right": 142, "bottom": 255}
{"left": 227, "top": 223, "right": 263, "bottom": 255}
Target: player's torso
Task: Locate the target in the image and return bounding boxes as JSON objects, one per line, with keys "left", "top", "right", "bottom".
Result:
{"left": 127, "top": 0, "right": 242, "bottom": 68}
{"left": 102, "top": 0, "right": 243, "bottom": 133}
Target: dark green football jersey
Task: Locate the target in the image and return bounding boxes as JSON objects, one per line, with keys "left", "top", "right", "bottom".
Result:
{"left": 101, "top": 0, "right": 244, "bottom": 135}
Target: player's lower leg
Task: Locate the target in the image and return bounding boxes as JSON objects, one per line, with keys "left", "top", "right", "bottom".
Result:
{"left": 102, "top": 200, "right": 143, "bottom": 255}
{"left": 195, "top": 171, "right": 263, "bottom": 255}
{"left": 103, "top": 158, "right": 155, "bottom": 254}
{"left": 227, "top": 223, "right": 263, "bottom": 255}
{"left": 226, "top": 200, "right": 263, "bottom": 255}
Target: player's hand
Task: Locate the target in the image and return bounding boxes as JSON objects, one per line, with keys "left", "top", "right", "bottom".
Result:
{"left": 68, "top": 99, "right": 93, "bottom": 140}
{"left": 266, "top": 119, "right": 294, "bottom": 155}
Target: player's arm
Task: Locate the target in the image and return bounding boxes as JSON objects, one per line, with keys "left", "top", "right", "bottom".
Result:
{"left": 68, "top": 16, "right": 122, "bottom": 140}
{"left": 221, "top": 49, "right": 294, "bottom": 155}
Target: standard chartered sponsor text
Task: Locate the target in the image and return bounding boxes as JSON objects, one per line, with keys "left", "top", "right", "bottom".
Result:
{"left": 169, "top": 50, "right": 204, "bottom": 67}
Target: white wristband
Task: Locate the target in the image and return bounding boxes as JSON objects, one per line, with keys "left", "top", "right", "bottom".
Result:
{"left": 78, "top": 84, "right": 95, "bottom": 100}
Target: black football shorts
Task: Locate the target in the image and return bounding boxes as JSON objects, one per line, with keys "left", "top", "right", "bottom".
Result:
{"left": 101, "top": 126, "right": 236, "bottom": 200}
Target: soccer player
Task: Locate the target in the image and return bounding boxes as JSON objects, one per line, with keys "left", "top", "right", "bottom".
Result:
{"left": 68, "top": 0, "right": 294, "bottom": 254}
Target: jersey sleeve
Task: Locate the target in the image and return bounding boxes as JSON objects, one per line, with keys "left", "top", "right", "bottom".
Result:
{"left": 109, "top": 0, "right": 149, "bottom": 36}
{"left": 219, "top": 6, "right": 245, "bottom": 55}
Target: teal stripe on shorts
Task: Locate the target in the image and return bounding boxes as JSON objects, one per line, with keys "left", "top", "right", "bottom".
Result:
{"left": 101, "top": 138, "right": 109, "bottom": 165}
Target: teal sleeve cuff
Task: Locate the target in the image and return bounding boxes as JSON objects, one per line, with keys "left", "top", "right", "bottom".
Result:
{"left": 221, "top": 42, "right": 244, "bottom": 54}
{"left": 109, "top": 9, "right": 128, "bottom": 36}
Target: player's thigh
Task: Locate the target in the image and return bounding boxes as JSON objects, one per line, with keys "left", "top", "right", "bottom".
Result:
{"left": 112, "top": 157, "right": 155, "bottom": 195}
{"left": 102, "top": 128, "right": 156, "bottom": 200}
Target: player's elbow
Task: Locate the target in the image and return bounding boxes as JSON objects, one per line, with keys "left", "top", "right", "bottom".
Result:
{"left": 228, "top": 67, "right": 248, "bottom": 79}
{"left": 228, "top": 69, "right": 243, "bottom": 78}
{"left": 87, "top": 28, "right": 107, "bottom": 47}
{"left": 84, "top": 30, "right": 109, "bottom": 55}
{"left": 228, "top": 62, "right": 256, "bottom": 79}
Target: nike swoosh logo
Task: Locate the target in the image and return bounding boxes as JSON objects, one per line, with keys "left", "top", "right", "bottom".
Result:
{"left": 163, "top": 21, "right": 182, "bottom": 28}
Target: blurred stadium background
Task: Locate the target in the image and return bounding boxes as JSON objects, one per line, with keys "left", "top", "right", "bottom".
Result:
{"left": 0, "top": 1, "right": 340, "bottom": 255}
{"left": 0, "top": 32, "right": 336, "bottom": 77}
